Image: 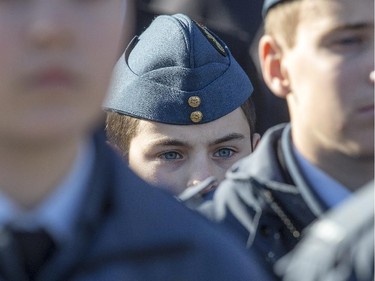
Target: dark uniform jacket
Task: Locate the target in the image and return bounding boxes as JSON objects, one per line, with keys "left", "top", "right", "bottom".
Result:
{"left": 200, "top": 124, "right": 330, "bottom": 274}
{"left": 0, "top": 132, "right": 274, "bottom": 281}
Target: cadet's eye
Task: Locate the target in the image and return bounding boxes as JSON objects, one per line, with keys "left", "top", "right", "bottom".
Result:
{"left": 327, "top": 32, "right": 367, "bottom": 52}
{"left": 213, "top": 148, "right": 235, "bottom": 158}
{"left": 159, "top": 151, "right": 183, "bottom": 160}
{"left": 335, "top": 35, "right": 363, "bottom": 46}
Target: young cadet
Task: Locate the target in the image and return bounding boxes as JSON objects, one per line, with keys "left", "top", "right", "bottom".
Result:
{"left": 201, "top": 0, "right": 374, "bottom": 276}
{"left": 104, "top": 13, "right": 260, "bottom": 202}
{"left": 0, "top": 0, "right": 274, "bottom": 280}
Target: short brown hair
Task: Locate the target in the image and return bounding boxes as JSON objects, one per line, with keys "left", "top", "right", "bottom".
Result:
{"left": 105, "top": 112, "right": 140, "bottom": 157}
{"left": 264, "top": 0, "right": 303, "bottom": 49}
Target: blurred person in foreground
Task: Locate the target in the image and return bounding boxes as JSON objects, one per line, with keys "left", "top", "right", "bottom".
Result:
{"left": 0, "top": 0, "right": 275, "bottom": 280}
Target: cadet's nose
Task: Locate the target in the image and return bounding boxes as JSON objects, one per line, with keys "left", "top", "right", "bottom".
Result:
{"left": 27, "top": 2, "right": 72, "bottom": 49}
{"left": 187, "top": 158, "right": 216, "bottom": 188}
{"left": 187, "top": 157, "right": 218, "bottom": 192}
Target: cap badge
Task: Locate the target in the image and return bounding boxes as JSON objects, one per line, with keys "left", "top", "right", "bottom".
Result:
{"left": 194, "top": 21, "right": 226, "bottom": 57}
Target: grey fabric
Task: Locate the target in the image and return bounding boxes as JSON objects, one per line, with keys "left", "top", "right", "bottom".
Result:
{"left": 104, "top": 14, "right": 253, "bottom": 125}
{"left": 276, "top": 181, "right": 374, "bottom": 281}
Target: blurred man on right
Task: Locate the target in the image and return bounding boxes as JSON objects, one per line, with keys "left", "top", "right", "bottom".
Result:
{"left": 201, "top": 0, "right": 374, "bottom": 278}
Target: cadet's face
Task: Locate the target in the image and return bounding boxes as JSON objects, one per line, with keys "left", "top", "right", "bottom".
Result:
{"left": 284, "top": 0, "right": 374, "bottom": 159}
{"left": 128, "top": 108, "right": 252, "bottom": 195}
{"left": 0, "top": 0, "right": 126, "bottom": 143}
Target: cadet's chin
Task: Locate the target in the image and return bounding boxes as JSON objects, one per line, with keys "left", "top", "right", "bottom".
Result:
{"left": 5, "top": 113, "right": 101, "bottom": 148}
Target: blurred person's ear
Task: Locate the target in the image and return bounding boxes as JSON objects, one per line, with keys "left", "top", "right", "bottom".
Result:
{"left": 258, "top": 35, "right": 290, "bottom": 99}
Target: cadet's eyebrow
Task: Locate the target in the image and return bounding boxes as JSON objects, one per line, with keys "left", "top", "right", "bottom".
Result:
{"left": 210, "top": 133, "right": 245, "bottom": 146}
{"left": 148, "top": 133, "right": 246, "bottom": 148}
{"left": 330, "top": 22, "right": 373, "bottom": 33}
{"left": 150, "top": 138, "right": 190, "bottom": 148}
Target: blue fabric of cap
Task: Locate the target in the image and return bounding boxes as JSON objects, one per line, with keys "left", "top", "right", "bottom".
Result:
{"left": 104, "top": 13, "right": 253, "bottom": 125}
{"left": 262, "top": 0, "right": 293, "bottom": 17}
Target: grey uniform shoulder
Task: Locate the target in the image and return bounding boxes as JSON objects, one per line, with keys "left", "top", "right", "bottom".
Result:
{"left": 276, "top": 181, "right": 374, "bottom": 281}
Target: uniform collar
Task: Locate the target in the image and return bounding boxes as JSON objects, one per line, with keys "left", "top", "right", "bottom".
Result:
{"left": 0, "top": 140, "right": 95, "bottom": 244}
{"left": 292, "top": 146, "right": 351, "bottom": 208}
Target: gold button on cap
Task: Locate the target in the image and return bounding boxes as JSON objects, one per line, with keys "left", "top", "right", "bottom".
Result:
{"left": 190, "top": 111, "right": 203, "bottom": 123}
{"left": 188, "top": 96, "right": 201, "bottom": 108}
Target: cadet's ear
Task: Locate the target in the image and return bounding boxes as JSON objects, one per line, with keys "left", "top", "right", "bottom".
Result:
{"left": 106, "top": 141, "right": 129, "bottom": 162}
{"left": 106, "top": 141, "right": 120, "bottom": 153}
{"left": 258, "top": 35, "right": 290, "bottom": 99}
{"left": 251, "top": 133, "right": 261, "bottom": 151}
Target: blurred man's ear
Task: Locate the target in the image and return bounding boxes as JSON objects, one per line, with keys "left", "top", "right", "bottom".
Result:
{"left": 258, "top": 35, "right": 290, "bottom": 99}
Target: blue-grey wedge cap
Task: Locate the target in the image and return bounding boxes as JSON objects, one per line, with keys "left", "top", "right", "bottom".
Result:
{"left": 262, "top": 0, "right": 293, "bottom": 17}
{"left": 104, "top": 13, "right": 253, "bottom": 125}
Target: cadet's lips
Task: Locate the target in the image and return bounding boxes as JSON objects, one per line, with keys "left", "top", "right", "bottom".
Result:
{"left": 358, "top": 104, "right": 374, "bottom": 113}
{"left": 27, "top": 67, "right": 79, "bottom": 89}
